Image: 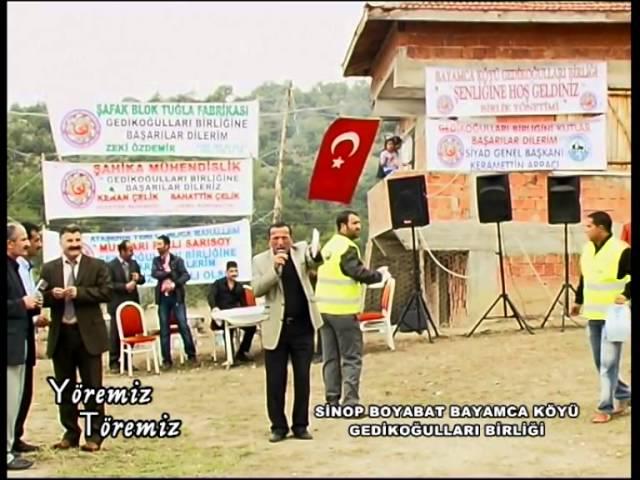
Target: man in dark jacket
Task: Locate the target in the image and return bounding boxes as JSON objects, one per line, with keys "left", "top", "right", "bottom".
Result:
{"left": 6, "top": 223, "right": 41, "bottom": 470}
{"left": 39, "top": 224, "right": 112, "bottom": 452}
{"left": 13, "top": 222, "right": 49, "bottom": 455}
{"left": 208, "top": 261, "right": 253, "bottom": 363}
{"left": 151, "top": 235, "right": 197, "bottom": 368}
{"left": 107, "top": 240, "right": 146, "bottom": 372}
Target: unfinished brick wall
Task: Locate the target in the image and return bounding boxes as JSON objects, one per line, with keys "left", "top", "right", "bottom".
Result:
{"left": 422, "top": 172, "right": 632, "bottom": 224}
{"left": 400, "top": 22, "right": 630, "bottom": 62}
{"left": 509, "top": 173, "right": 631, "bottom": 223}
{"left": 426, "top": 173, "right": 472, "bottom": 220}
{"left": 366, "top": 19, "right": 630, "bottom": 324}
{"left": 369, "top": 21, "right": 629, "bottom": 96}
{"left": 501, "top": 253, "right": 582, "bottom": 318}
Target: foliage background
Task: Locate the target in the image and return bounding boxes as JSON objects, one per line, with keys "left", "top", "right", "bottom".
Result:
{"left": 7, "top": 81, "right": 396, "bottom": 307}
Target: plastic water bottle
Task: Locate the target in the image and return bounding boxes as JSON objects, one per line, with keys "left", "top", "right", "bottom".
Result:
{"left": 604, "top": 304, "right": 631, "bottom": 342}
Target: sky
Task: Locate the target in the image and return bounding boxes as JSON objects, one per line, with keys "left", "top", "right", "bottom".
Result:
{"left": 7, "top": 1, "right": 368, "bottom": 106}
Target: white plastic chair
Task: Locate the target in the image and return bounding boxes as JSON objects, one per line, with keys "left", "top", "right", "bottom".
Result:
{"left": 115, "top": 302, "right": 160, "bottom": 376}
{"left": 357, "top": 277, "right": 396, "bottom": 351}
{"left": 168, "top": 310, "right": 187, "bottom": 365}
{"left": 209, "top": 286, "right": 262, "bottom": 362}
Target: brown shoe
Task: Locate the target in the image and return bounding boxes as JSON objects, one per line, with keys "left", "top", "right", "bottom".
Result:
{"left": 591, "top": 412, "right": 612, "bottom": 423}
{"left": 80, "top": 441, "right": 101, "bottom": 452}
{"left": 53, "top": 438, "right": 79, "bottom": 450}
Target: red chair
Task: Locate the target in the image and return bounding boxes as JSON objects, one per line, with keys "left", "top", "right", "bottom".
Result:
{"left": 243, "top": 285, "right": 263, "bottom": 350}
{"left": 115, "top": 302, "right": 160, "bottom": 376}
{"left": 244, "top": 285, "right": 257, "bottom": 306}
{"left": 357, "top": 277, "right": 396, "bottom": 351}
{"left": 621, "top": 222, "right": 631, "bottom": 246}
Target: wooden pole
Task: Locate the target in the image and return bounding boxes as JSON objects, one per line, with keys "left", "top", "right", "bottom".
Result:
{"left": 272, "top": 81, "right": 293, "bottom": 224}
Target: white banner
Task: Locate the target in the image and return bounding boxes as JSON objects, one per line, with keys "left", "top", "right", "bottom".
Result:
{"left": 42, "top": 160, "right": 253, "bottom": 221}
{"left": 425, "top": 62, "right": 607, "bottom": 117}
{"left": 42, "top": 220, "right": 252, "bottom": 285}
{"left": 47, "top": 100, "right": 259, "bottom": 158}
{"left": 426, "top": 115, "right": 607, "bottom": 172}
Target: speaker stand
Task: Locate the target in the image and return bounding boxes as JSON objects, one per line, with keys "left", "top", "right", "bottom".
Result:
{"left": 467, "top": 222, "right": 534, "bottom": 337}
{"left": 540, "top": 223, "right": 579, "bottom": 331}
{"left": 394, "top": 223, "right": 439, "bottom": 342}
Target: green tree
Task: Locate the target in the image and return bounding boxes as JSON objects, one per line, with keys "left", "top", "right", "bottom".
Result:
{"left": 7, "top": 80, "right": 396, "bottom": 305}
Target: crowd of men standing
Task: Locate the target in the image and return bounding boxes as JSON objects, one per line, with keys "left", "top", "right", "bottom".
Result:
{"left": 6, "top": 212, "right": 630, "bottom": 470}
{"left": 5, "top": 210, "right": 387, "bottom": 469}
{"left": 5, "top": 222, "right": 207, "bottom": 469}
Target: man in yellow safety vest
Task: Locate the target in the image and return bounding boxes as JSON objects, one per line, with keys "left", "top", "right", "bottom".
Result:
{"left": 571, "top": 211, "right": 631, "bottom": 424}
{"left": 316, "top": 210, "right": 389, "bottom": 408}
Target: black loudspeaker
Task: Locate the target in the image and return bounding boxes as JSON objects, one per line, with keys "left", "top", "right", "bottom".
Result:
{"left": 387, "top": 176, "right": 430, "bottom": 229}
{"left": 547, "top": 176, "right": 581, "bottom": 224}
{"left": 476, "top": 174, "right": 512, "bottom": 224}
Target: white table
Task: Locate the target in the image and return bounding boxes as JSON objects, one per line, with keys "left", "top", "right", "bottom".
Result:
{"left": 211, "top": 306, "right": 268, "bottom": 368}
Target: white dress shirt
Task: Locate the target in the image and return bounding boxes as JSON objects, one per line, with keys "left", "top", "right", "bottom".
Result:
{"left": 17, "top": 256, "right": 35, "bottom": 294}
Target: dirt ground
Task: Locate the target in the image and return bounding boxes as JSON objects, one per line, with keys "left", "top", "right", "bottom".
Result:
{"left": 9, "top": 316, "right": 631, "bottom": 478}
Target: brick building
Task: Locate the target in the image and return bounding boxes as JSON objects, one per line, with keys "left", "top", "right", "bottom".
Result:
{"left": 343, "top": 2, "right": 631, "bottom": 328}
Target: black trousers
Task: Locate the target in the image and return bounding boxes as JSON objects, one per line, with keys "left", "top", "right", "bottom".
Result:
{"left": 52, "top": 324, "right": 105, "bottom": 445}
{"left": 264, "top": 317, "right": 314, "bottom": 435}
{"left": 237, "top": 326, "right": 256, "bottom": 356}
{"left": 315, "top": 330, "right": 323, "bottom": 356}
{"left": 13, "top": 362, "right": 34, "bottom": 446}
{"left": 108, "top": 309, "right": 123, "bottom": 368}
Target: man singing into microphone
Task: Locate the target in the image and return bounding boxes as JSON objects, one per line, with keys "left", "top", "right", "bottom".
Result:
{"left": 251, "top": 222, "right": 323, "bottom": 442}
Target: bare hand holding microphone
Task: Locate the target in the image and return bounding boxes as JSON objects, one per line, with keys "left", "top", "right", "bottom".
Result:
{"left": 33, "top": 279, "right": 51, "bottom": 326}
{"left": 274, "top": 249, "right": 289, "bottom": 274}
{"left": 22, "top": 295, "right": 42, "bottom": 310}
{"left": 24, "top": 279, "right": 47, "bottom": 309}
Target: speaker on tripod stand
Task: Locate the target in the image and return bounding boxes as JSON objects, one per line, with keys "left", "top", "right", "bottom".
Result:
{"left": 386, "top": 175, "right": 439, "bottom": 342}
{"left": 467, "top": 173, "right": 534, "bottom": 337}
{"left": 540, "top": 175, "right": 581, "bottom": 331}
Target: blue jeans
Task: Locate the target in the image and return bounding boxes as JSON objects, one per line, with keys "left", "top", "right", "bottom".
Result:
{"left": 158, "top": 295, "right": 196, "bottom": 364}
{"left": 588, "top": 320, "right": 631, "bottom": 414}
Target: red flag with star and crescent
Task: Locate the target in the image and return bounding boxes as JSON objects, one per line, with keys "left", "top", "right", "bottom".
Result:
{"left": 308, "top": 117, "right": 381, "bottom": 204}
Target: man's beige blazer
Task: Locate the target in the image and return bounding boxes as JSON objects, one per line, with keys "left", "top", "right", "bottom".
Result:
{"left": 251, "top": 241, "right": 323, "bottom": 350}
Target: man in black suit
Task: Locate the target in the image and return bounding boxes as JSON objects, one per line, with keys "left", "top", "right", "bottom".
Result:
{"left": 6, "top": 223, "right": 41, "bottom": 470}
{"left": 151, "top": 234, "right": 197, "bottom": 369}
{"left": 107, "top": 240, "right": 146, "bottom": 372}
{"left": 39, "top": 224, "right": 112, "bottom": 453}
{"left": 208, "top": 260, "right": 254, "bottom": 363}
{"left": 13, "top": 222, "right": 50, "bottom": 455}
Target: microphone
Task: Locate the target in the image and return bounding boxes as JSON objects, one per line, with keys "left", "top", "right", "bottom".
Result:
{"left": 34, "top": 279, "right": 48, "bottom": 304}
{"left": 275, "top": 248, "right": 288, "bottom": 275}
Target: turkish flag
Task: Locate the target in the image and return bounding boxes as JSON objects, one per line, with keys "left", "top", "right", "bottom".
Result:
{"left": 308, "top": 117, "right": 381, "bottom": 204}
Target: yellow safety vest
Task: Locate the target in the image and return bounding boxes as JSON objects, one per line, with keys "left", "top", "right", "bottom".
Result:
{"left": 580, "top": 237, "right": 630, "bottom": 320}
{"left": 316, "top": 234, "right": 363, "bottom": 315}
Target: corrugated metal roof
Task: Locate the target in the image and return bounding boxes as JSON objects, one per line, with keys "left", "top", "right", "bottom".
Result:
{"left": 367, "top": 2, "right": 631, "bottom": 12}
